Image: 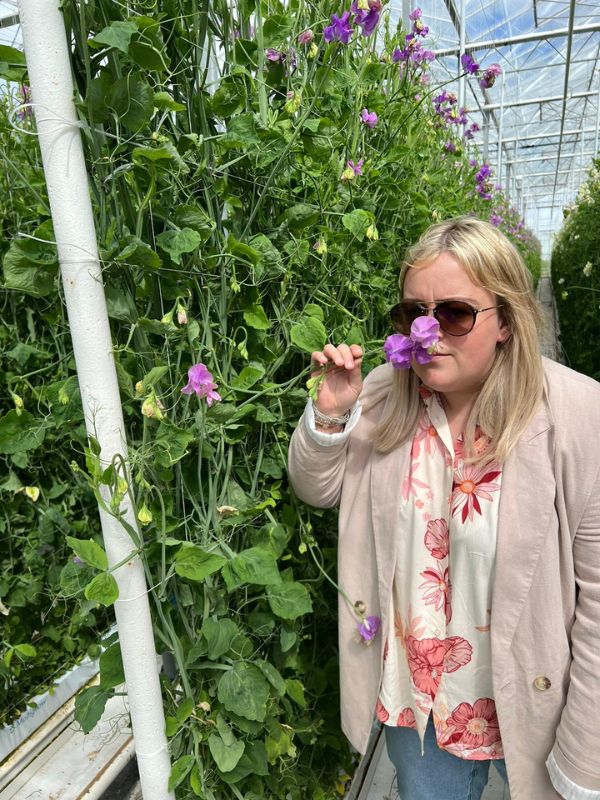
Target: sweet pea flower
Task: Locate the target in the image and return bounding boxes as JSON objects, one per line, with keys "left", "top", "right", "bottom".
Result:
{"left": 479, "top": 63, "right": 502, "bottom": 89}
{"left": 460, "top": 53, "right": 480, "bottom": 74}
{"left": 181, "top": 363, "right": 222, "bottom": 406}
{"left": 409, "top": 7, "right": 422, "bottom": 19}
{"left": 340, "top": 158, "right": 364, "bottom": 182}
{"left": 384, "top": 317, "right": 440, "bottom": 369}
{"left": 297, "top": 29, "right": 314, "bottom": 45}
{"left": 351, "top": 0, "right": 380, "bottom": 36}
{"left": 265, "top": 48, "right": 283, "bottom": 61}
{"left": 323, "top": 11, "right": 354, "bottom": 43}
{"left": 360, "top": 108, "right": 378, "bottom": 128}
{"left": 358, "top": 615, "right": 381, "bottom": 643}
{"left": 410, "top": 316, "right": 440, "bottom": 349}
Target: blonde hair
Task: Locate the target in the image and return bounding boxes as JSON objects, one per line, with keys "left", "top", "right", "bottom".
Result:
{"left": 372, "top": 216, "right": 546, "bottom": 465}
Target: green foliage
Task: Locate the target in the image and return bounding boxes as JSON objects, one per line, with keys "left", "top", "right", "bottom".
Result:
{"left": 551, "top": 159, "right": 600, "bottom": 380}
{"left": 0, "top": 1, "right": 541, "bottom": 796}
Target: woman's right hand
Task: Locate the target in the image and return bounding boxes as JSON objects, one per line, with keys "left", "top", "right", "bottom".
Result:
{"left": 310, "top": 343, "right": 363, "bottom": 417}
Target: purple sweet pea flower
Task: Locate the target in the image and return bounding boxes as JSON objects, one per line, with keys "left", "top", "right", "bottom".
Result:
{"left": 412, "top": 18, "right": 429, "bottom": 37}
{"left": 358, "top": 615, "right": 381, "bottom": 643}
{"left": 348, "top": 158, "right": 364, "bottom": 176}
{"left": 384, "top": 334, "right": 415, "bottom": 369}
{"left": 265, "top": 48, "right": 283, "bottom": 61}
{"left": 460, "top": 53, "right": 480, "bottom": 74}
{"left": 409, "top": 7, "right": 422, "bottom": 20}
{"left": 479, "top": 63, "right": 502, "bottom": 89}
{"left": 410, "top": 316, "right": 440, "bottom": 349}
{"left": 323, "top": 11, "right": 354, "bottom": 43}
{"left": 181, "top": 363, "right": 222, "bottom": 406}
{"left": 384, "top": 317, "right": 440, "bottom": 369}
{"left": 351, "top": 1, "right": 380, "bottom": 35}
{"left": 444, "top": 140, "right": 457, "bottom": 153}
{"left": 360, "top": 108, "right": 378, "bottom": 128}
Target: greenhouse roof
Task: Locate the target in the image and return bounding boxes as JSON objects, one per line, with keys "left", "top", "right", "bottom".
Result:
{"left": 396, "top": 0, "right": 600, "bottom": 258}
{"left": 2, "top": 1, "right": 599, "bottom": 258}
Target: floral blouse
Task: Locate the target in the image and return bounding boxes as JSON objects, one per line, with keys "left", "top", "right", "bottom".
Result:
{"left": 377, "top": 386, "right": 504, "bottom": 761}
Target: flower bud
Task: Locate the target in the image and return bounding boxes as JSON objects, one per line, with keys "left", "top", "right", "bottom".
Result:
{"left": 198, "top": 701, "right": 211, "bottom": 713}
{"left": 161, "top": 310, "right": 174, "bottom": 325}
{"left": 142, "top": 392, "right": 164, "bottom": 420}
{"left": 10, "top": 391, "right": 24, "bottom": 415}
{"left": 354, "top": 600, "right": 367, "bottom": 615}
{"left": 313, "top": 239, "right": 327, "bottom": 255}
{"left": 135, "top": 380, "right": 144, "bottom": 395}
{"left": 297, "top": 29, "right": 314, "bottom": 45}
{"left": 137, "top": 504, "right": 153, "bottom": 525}
{"left": 340, "top": 166, "right": 356, "bottom": 182}
{"left": 177, "top": 304, "right": 188, "bottom": 324}
{"left": 24, "top": 486, "right": 40, "bottom": 502}
{"left": 308, "top": 42, "right": 318, "bottom": 58}
{"left": 366, "top": 224, "right": 379, "bottom": 241}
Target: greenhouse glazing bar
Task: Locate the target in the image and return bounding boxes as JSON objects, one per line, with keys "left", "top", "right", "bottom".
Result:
{"left": 15, "top": 2, "right": 174, "bottom": 798}
{"left": 480, "top": 90, "right": 596, "bottom": 112}
{"left": 551, "top": 0, "right": 577, "bottom": 204}
{"left": 433, "top": 21, "right": 600, "bottom": 57}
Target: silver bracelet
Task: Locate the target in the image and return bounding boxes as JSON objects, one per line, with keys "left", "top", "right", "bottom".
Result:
{"left": 313, "top": 405, "right": 351, "bottom": 428}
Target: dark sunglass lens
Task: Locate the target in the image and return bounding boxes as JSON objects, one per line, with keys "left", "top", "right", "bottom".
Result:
{"left": 392, "top": 303, "right": 420, "bottom": 333}
{"left": 437, "top": 302, "right": 474, "bottom": 334}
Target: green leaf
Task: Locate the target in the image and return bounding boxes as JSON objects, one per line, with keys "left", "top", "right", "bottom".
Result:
{"left": 290, "top": 316, "right": 327, "bottom": 353}
{"left": 173, "top": 205, "right": 215, "bottom": 240}
{"left": 217, "top": 663, "right": 270, "bottom": 721}
{"left": 342, "top": 209, "right": 372, "bottom": 240}
{"left": 222, "top": 547, "right": 281, "bottom": 591}
{"left": 0, "top": 45, "right": 26, "bottom": 65}
{"left": 201, "top": 617, "right": 239, "bottom": 660}
{"left": 153, "top": 91, "right": 186, "bottom": 111}
{"left": 210, "top": 79, "right": 245, "bottom": 117}
{"left": 153, "top": 423, "right": 195, "bottom": 467}
{"left": 174, "top": 546, "right": 227, "bottom": 582}
{"left": 278, "top": 203, "right": 319, "bottom": 231}
{"left": 99, "top": 642, "right": 125, "bottom": 689}
{"left": 109, "top": 75, "right": 154, "bottom": 131}
{"left": 140, "top": 366, "right": 169, "bottom": 391}
{"left": 90, "top": 21, "right": 137, "bottom": 54}
{"left": 168, "top": 755, "right": 195, "bottom": 792}
{"left": 231, "top": 362, "right": 265, "bottom": 391}
{"left": 156, "top": 228, "right": 202, "bottom": 264}
{"left": 65, "top": 537, "right": 108, "bottom": 571}
{"left": 75, "top": 686, "right": 113, "bottom": 733}
{"left": 285, "top": 678, "right": 307, "bottom": 707}
{"left": 255, "top": 659, "right": 286, "bottom": 696}
{"left": 84, "top": 573, "right": 119, "bottom": 606}
{"left": 266, "top": 582, "right": 313, "bottom": 620}
{"left": 0, "top": 411, "right": 47, "bottom": 454}
{"left": 129, "top": 41, "right": 169, "bottom": 72}
{"left": 3, "top": 240, "right": 57, "bottom": 297}
{"left": 14, "top": 643, "right": 37, "bottom": 658}
{"left": 115, "top": 237, "right": 162, "bottom": 269}
{"left": 243, "top": 305, "right": 270, "bottom": 330}
{"left": 304, "top": 303, "right": 324, "bottom": 320}
{"left": 208, "top": 734, "right": 245, "bottom": 773}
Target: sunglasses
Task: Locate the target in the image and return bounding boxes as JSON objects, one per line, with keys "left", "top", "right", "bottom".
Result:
{"left": 390, "top": 300, "right": 504, "bottom": 337}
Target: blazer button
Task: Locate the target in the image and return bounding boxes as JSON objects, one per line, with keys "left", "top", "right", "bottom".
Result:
{"left": 533, "top": 676, "right": 551, "bottom": 691}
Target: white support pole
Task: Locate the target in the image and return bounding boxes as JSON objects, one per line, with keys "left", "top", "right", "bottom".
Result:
{"left": 457, "top": 0, "right": 466, "bottom": 110}
{"left": 17, "top": 3, "right": 174, "bottom": 798}
{"left": 496, "top": 71, "right": 505, "bottom": 186}
{"left": 594, "top": 72, "right": 600, "bottom": 156}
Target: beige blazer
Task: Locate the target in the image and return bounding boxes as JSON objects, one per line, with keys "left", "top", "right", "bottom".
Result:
{"left": 288, "top": 356, "right": 600, "bottom": 800}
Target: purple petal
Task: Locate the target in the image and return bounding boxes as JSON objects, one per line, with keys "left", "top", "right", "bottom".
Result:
{"left": 384, "top": 334, "right": 414, "bottom": 369}
{"left": 358, "top": 615, "right": 381, "bottom": 641}
{"left": 410, "top": 316, "right": 439, "bottom": 347}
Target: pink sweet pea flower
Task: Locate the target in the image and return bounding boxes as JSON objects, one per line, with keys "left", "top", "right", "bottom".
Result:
{"left": 181, "top": 363, "right": 222, "bottom": 406}
{"left": 360, "top": 108, "right": 378, "bottom": 128}
{"left": 384, "top": 317, "right": 440, "bottom": 369}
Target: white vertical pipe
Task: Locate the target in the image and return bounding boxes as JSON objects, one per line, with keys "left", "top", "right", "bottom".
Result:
{"left": 496, "top": 71, "right": 505, "bottom": 186}
{"left": 402, "top": 0, "right": 411, "bottom": 31}
{"left": 17, "top": 2, "right": 174, "bottom": 798}
{"left": 595, "top": 72, "right": 600, "bottom": 155}
{"left": 458, "top": 0, "right": 467, "bottom": 110}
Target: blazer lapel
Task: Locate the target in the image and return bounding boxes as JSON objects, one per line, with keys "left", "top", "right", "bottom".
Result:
{"left": 491, "top": 398, "right": 555, "bottom": 685}
{"left": 369, "top": 436, "right": 412, "bottom": 613}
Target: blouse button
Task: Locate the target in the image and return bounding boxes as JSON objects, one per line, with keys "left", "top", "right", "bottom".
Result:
{"left": 533, "top": 676, "right": 551, "bottom": 691}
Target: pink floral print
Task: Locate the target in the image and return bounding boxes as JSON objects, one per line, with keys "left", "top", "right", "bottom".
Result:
{"left": 424, "top": 518, "right": 449, "bottom": 559}
{"left": 397, "top": 707, "right": 417, "bottom": 728}
{"left": 451, "top": 462, "right": 502, "bottom": 523}
{"left": 406, "top": 635, "right": 472, "bottom": 696}
{"left": 439, "top": 698, "right": 501, "bottom": 750}
{"left": 419, "top": 564, "right": 452, "bottom": 624}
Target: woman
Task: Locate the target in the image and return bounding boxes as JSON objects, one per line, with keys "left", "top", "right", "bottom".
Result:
{"left": 287, "top": 217, "right": 600, "bottom": 800}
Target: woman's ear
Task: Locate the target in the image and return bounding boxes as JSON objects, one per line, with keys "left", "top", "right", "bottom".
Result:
{"left": 496, "top": 315, "right": 512, "bottom": 345}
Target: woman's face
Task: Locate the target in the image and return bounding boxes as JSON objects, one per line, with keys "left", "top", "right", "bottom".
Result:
{"left": 402, "top": 252, "right": 511, "bottom": 409}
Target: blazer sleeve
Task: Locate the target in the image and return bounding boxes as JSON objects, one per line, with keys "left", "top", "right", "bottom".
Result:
{"left": 287, "top": 400, "right": 361, "bottom": 509}
{"left": 550, "top": 459, "right": 600, "bottom": 791}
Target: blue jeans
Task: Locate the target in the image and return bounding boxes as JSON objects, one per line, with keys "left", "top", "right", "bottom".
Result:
{"left": 384, "top": 716, "right": 509, "bottom": 800}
